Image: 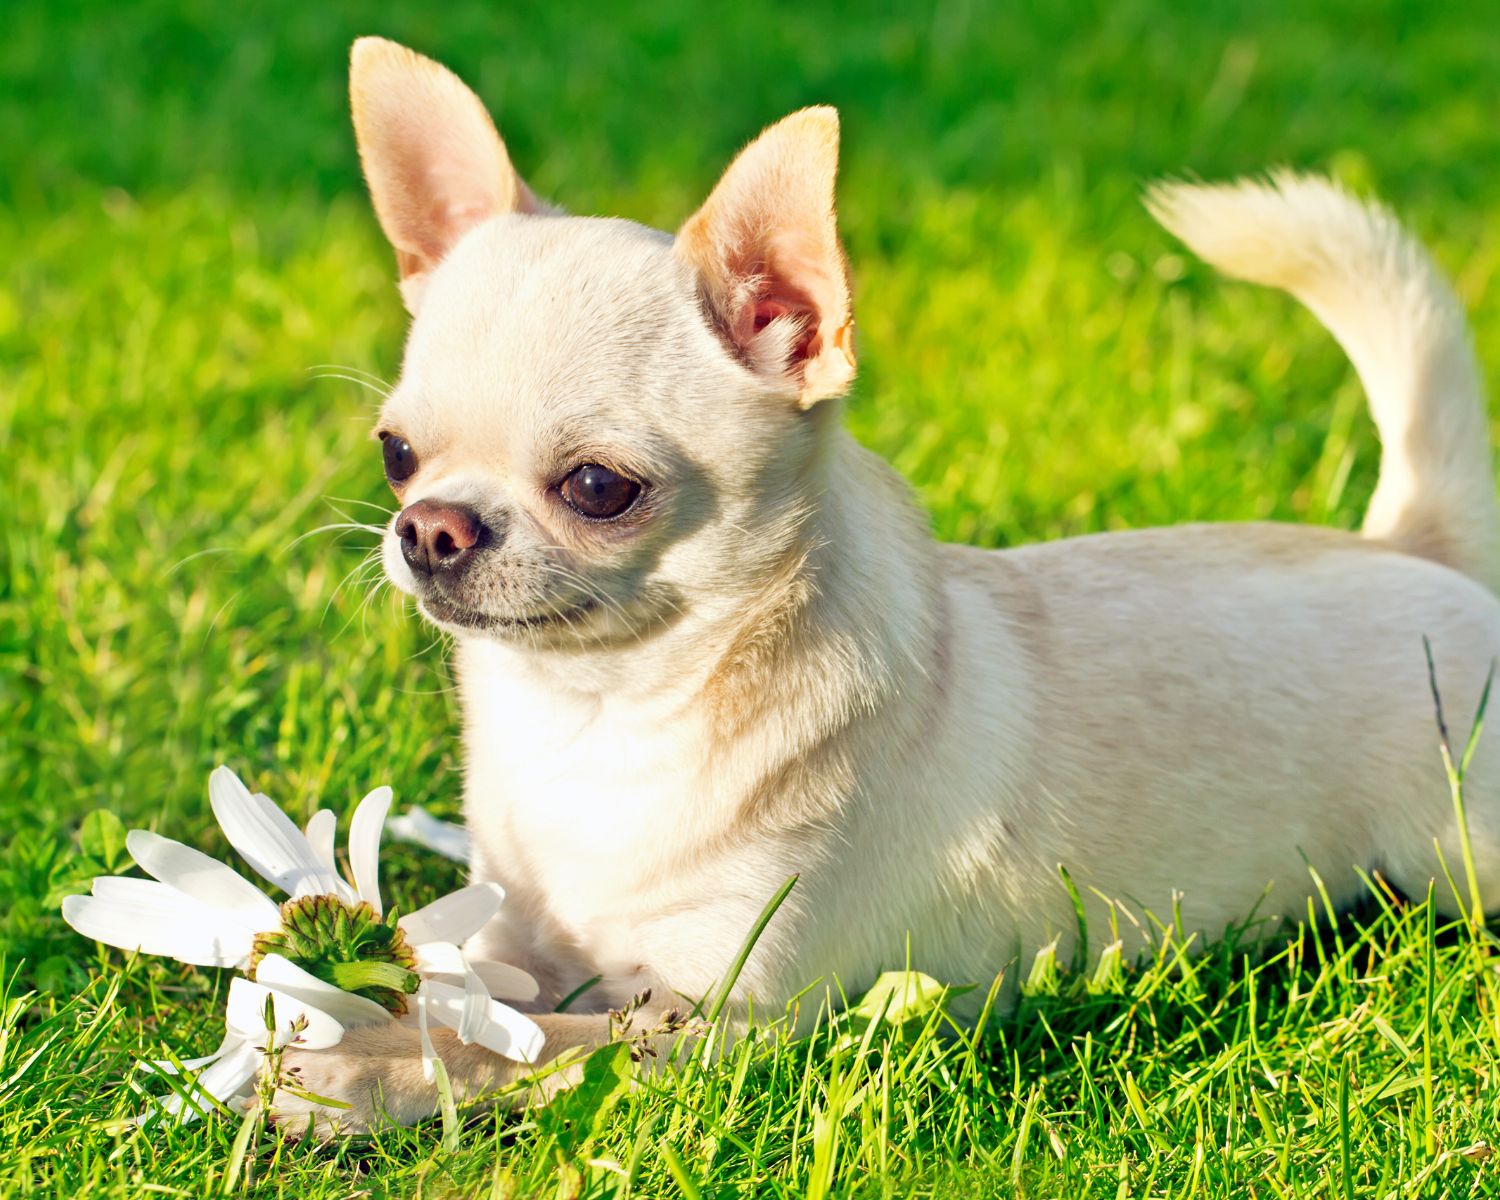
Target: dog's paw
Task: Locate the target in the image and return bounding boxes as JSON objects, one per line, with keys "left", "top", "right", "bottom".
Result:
{"left": 269, "top": 1022, "right": 434, "bottom": 1139}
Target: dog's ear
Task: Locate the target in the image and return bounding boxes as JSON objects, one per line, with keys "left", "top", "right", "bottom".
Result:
{"left": 350, "top": 37, "right": 545, "bottom": 312}
{"left": 676, "top": 107, "right": 855, "bottom": 408}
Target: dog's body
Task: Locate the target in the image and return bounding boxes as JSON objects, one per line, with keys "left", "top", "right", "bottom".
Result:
{"left": 464, "top": 516, "right": 1500, "bottom": 1020}
{"left": 275, "top": 39, "right": 1500, "bottom": 1131}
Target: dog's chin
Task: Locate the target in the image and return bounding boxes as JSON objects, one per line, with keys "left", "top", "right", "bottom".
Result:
{"left": 417, "top": 592, "right": 599, "bottom": 642}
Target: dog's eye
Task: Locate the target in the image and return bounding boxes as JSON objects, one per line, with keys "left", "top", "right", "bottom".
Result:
{"left": 381, "top": 433, "right": 418, "bottom": 484}
{"left": 560, "top": 464, "right": 641, "bottom": 520}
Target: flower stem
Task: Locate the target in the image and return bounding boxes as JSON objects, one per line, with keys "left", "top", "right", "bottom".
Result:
{"left": 327, "top": 960, "right": 421, "bottom": 994}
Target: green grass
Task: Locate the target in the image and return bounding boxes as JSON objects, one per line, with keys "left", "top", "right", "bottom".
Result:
{"left": 6, "top": 0, "right": 1500, "bottom": 1194}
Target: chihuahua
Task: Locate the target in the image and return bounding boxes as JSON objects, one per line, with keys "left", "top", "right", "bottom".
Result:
{"left": 276, "top": 37, "right": 1500, "bottom": 1131}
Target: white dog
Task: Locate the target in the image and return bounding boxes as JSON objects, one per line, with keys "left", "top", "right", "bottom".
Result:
{"left": 277, "top": 37, "right": 1500, "bottom": 1131}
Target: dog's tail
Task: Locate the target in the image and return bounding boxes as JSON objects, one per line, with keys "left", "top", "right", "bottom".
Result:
{"left": 1148, "top": 172, "right": 1497, "bottom": 590}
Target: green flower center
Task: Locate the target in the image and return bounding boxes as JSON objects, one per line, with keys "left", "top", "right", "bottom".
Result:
{"left": 249, "top": 895, "right": 420, "bottom": 1016}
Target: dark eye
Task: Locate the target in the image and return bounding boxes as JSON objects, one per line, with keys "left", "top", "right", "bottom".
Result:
{"left": 381, "top": 433, "right": 418, "bottom": 484}
{"left": 560, "top": 463, "right": 642, "bottom": 520}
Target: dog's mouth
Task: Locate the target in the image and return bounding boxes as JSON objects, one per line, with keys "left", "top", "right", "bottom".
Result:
{"left": 419, "top": 593, "right": 597, "bottom": 633}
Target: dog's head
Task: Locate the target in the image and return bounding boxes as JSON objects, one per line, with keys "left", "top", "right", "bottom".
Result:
{"left": 350, "top": 38, "right": 856, "bottom": 651}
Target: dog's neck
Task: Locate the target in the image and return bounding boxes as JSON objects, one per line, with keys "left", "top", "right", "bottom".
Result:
{"left": 701, "top": 430, "right": 942, "bottom": 754}
{"left": 451, "top": 427, "right": 949, "bottom": 994}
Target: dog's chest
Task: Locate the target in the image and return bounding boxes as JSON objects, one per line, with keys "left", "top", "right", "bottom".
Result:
{"left": 457, "top": 653, "right": 721, "bottom": 926}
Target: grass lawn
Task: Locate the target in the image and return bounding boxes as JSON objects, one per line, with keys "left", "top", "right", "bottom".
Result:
{"left": 6, "top": 0, "right": 1500, "bottom": 1194}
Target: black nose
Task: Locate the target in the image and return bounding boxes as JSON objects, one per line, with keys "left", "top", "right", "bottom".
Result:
{"left": 395, "top": 500, "right": 486, "bottom": 577}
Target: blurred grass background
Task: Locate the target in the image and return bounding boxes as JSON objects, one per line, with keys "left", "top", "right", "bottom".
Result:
{"left": 3, "top": 1, "right": 1500, "bottom": 1191}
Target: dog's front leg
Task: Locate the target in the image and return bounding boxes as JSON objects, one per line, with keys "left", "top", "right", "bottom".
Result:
{"left": 269, "top": 1011, "right": 619, "bottom": 1137}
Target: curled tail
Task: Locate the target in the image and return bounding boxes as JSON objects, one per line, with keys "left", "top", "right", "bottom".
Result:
{"left": 1147, "top": 172, "right": 1498, "bottom": 590}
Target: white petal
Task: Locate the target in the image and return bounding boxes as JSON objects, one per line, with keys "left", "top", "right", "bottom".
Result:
{"left": 399, "top": 882, "right": 504, "bottom": 946}
{"left": 225, "top": 977, "right": 344, "bottom": 1050}
{"left": 348, "top": 786, "right": 391, "bottom": 915}
{"left": 63, "top": 886, "right": 255, "bottom": 968}
{"left": 125, "top": 830, "right": 280, "bottom": 927}
{"left": 422, "top": 979, "right": 544, "bottom": 1064}
{"left": 461, "top": 958, "right": 542, "bottom": 1003}
{"left": 413, "top": 945, "right": 541, "bottom": 1002}
{"left": 252, "top": 954, "right": 393, "bottom": 1028}
{"left": 141, "top": 1041, "right": 261, "bottom": 1126}
{"left": 144, "top": 1051, "right": 227, "bottom": 1077}
{"left": 142, "top": 1031, "right": 242, "bottom": 1076}
{"left": 387, "top": 807, "right": 472, "bottom": 863}
{"left": 459, "top": 962, "right": 490, "bottom": 1043}
{"left": 417, "top": 987, "right": 438, "bottom": 1084}
{"left": 208, "top": 766, "right": 348, "bottom": 900}
{"left": 304, "top": 810, "right": 337, "bottom": 872}
{"left": 412, "top": 941, "right": 466, "bottom": 975}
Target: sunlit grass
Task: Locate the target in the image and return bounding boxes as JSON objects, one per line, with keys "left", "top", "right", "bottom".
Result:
{"left": 10, "top": 869, "right": 1500, "bottom": 1196}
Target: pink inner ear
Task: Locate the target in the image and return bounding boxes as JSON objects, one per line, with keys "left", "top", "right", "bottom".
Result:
{"left": 751, "top": 297, "right": 818, "bottom": 362}
{"left": 753, "top": 299, "right": 793, "bottom": 331}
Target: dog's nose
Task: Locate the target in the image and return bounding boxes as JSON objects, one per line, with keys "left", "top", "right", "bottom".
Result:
{"left": 395, "top": 500, "right": 485, "bottom": 577}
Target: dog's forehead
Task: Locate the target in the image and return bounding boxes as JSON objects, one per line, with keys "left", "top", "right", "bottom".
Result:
{"left": 400, "top": 215, "right": 705, "bottom": 404}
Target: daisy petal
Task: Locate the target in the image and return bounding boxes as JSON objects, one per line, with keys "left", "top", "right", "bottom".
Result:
{"left": 125, "top": 830, "right": 280, "bottom": 926}
{"left": 143, "top": 1052, "right": 227, "bottom": 1077}
{"left": 399, "top": 882, "right": 504, "bottom": 946}
{"left": 417, "top": 987, "right": 438, "bottom": 1084}
{"left": 412, "top": 941, "right": 466, "bottom": 975}
{"left": 348, "top": 786, "right": 391, "bottom": 915}
{"left": 423, "top": 979, "right": 544, "bottom": 1064}
{"left": 225, "top": 977, "right": 345, "bottom": 1050}
{"left": 413, "top": 945, "right": 541, "bottom": 1002}
{"left": 142, "top": 1031, "right": 242, "bottom": 1076}
{"left": 208, "top": 766, "right": 347, "bottom": 900}
{"left": 459, "top": 962, "right": 490, "bottom": 1043}
{"left": 63, "top": 887, "right": 255, "bottom": 968}
{"left": 89, "top": 875, "right": 198, "bottom": 907}
{"left": 304, "top": 810, "right": 337, "bottom": 873}
{"left": 461, "top": 958, "right": 542, "bottom": 1003}
{"left": 253, "top": 954, "right": 393, "bottom": 1028}
{"left": 155, "top": 1041, "right": 261, "bottom": 1124}
{"left": 387, "top": 807, "right": 472, "bottom": 863}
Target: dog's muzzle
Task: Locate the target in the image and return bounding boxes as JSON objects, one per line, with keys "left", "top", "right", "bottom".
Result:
{"left": 394, "top": 499, "right": 488, "bottom": 578}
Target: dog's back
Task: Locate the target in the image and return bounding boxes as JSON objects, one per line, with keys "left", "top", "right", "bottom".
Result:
{"left": 927, "top": 524, "right": 1500, "bottom": 995}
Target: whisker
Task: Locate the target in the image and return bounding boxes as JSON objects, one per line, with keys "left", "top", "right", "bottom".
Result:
{"left": 287, "top": 521, "right": 386, "bottom": 551}
{"left": 353, "top": 571, "right": 396, "bottom": 639}
{"left": 325, "top": 545, "right": 384, "bottom": 604}
{"left": 308, "top": 370, "right": 393, "bottom": 399}
{"left": 309, "top": 362, "right": 392, "bottom": 383}
{"left": 535, "top": 559, "right": 637, "bottom": 628}
{"left": 167, "top": 546, "right": 233, "bottom": 575}
{"left": 308, "top": 364, "right": 394, "bottom": 392}
{"left": 324, "top": 495, "right": 397, "bottom": 518}
{"left": 408, "top": 624, "right": 452, "bottom": 665}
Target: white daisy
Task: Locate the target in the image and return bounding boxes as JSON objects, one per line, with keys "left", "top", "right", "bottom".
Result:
{"left": 64, "top": 766, "right": 545, "bottom": 1108}
{"left": 135, "top": 953, "right": 370, "bottom": 1124}
{"left": 387, "top": 805, "right": 472, "bottom": 864}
